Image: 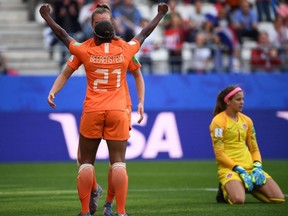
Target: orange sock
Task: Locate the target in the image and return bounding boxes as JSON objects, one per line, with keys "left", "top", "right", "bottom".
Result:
{"left": 106, "top": 164, "right": 115, "bottom": 203}
{"left": 77, "top": 164, "right": 94, "bottom": 214}
{"left": 112, "top": 162, "right": 128, "bottom": 214}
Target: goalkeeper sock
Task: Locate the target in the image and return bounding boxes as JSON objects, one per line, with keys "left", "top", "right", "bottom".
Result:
{"left": 269, "top": 198, "right": 285, "bottom": 204}
{"left": 77, "top": 164, "right": 94, "bottom": 214}
{"left": 252, "top": 191, "right": 271, "bottom": 203}
{"left": 252, "top": 191, "right": 285, "bottom": 204}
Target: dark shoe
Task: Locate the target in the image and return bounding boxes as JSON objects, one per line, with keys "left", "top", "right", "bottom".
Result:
{"left": 216, "top": 183, "right": 226, "bottom": 203}
{"left": 90, "top": 184, "right": 103, "bottom": 215}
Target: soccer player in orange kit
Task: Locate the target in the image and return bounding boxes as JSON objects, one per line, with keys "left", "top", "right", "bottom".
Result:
{"left": 40, "top": 2, "right": 168, "bottom": 216}
{"left": 47, "top": 6, "right": 145, "bottom": 216}
{"left": 210, "top": 85, "right": 285, "bottom": 205}
{"left": 47, "top": 4, "right": 144, "bottom": 215}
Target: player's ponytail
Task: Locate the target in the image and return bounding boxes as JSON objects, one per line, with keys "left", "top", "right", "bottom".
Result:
{"left": 213, "top": 85, "right": 239, "bottom": 116}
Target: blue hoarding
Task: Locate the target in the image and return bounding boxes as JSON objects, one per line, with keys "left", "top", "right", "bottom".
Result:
{"left": 0, "top": 110, "right": 287, "bottom": 162}
{"left": 0, "top": 74, "right": 287, "bottom": 162}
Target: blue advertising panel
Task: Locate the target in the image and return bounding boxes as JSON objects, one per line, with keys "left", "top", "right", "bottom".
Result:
{"left": 0, "top": 74, "right": 287, "bottom": 162}
{"left": 1, "top": 73, "right": 288, "bottom": 112}
{"left": 0, "top": 110, "right": 287, "bottom": 162}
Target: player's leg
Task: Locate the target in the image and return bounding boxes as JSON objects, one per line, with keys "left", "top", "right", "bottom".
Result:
{"left": 219, "top": 168, "right": 246, "bottom": 204}
{"left": 104, "top": 110, "right": 129, "bottom": 215}
{"left": 77, "top": 142, "right": 103, "bottom": 215}
{"left": 77, "top": 134, "right": 101, "bottom": 215}
{"left": 103, "top": 163, "right": 114, "bottom": 216}
{"left": 224, "top": 180, "right": 246, "bottom": 204}
{"left": 77, "top": 111, "right": 104, "bottom": 215}
{"left": 106, "top": 140, "right": 128, "bottom": 215}
{"left": 252, "top": 177, "right": 285, "bottom": 203}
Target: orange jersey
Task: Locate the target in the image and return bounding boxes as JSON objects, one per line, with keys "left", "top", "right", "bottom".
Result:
{"left": 69, "top": 38, "right": 140, "bottom": 112}
{"left": 67, "top": 39, "right": 141, "bottom": 107}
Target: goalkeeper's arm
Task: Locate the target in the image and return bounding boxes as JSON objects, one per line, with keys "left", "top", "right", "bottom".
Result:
{"left": 233, "top": 165, "right": 254, "bottom": 192}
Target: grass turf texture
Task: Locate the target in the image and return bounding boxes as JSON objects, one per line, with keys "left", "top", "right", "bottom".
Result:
{"left": 0, "top": 160, "right": 287, "bottom": 216}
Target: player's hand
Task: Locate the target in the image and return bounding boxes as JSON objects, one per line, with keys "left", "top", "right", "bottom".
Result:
{"left": 39, "top": 4, "right": 52, "bottom": 17}
{"left": 233, "top": 165, "right": 254, "bottom": 192}
{"left": 48, "top": 92, "right": 56, "bottom": 108}
{"left": 137, "top": 102, "right": 144, "bottom": 124}
{"left": 158, "top": 3, "right": 169, "bottom": 15}
{"left": 251, "top": 161, "right": 266, "bottom": 186}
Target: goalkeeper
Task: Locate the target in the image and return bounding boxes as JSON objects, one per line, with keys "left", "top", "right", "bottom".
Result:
{"left": 209, "top": 85, "right": 285, "bottom": 205}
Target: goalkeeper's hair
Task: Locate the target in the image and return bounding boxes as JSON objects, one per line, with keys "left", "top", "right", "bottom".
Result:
{"left": 213, "top": 85, "right": 240, "bottom": 116}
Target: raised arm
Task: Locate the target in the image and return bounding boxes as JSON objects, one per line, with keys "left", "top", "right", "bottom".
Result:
{"left": 39, "top": 4, "right": 73, "bottom": 48}
{"left": 134, "top": 3, "right": 168, "bottom": 45}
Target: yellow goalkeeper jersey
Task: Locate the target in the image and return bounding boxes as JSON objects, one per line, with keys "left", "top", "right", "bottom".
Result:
{"left": 209, "top": 111, "right": 262, "bottom": 171}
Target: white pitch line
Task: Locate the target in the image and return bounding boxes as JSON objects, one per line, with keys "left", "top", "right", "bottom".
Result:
{"left": 0, "top": 188, "right": 287, "bottom": 197}
{"left": 0, "top": 188, "right": 217, "bottom": 196}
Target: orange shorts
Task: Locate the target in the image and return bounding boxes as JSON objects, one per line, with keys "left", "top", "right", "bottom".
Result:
{"left": 80, "top": 110, "right": 130, "bottom": 140}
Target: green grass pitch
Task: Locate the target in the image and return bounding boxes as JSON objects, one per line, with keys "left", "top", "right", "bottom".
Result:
{"left": 0, "top": 160, "right": 287, "bottom": 216}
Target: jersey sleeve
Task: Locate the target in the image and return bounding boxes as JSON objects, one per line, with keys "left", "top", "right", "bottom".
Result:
{"left": 127, "top": 39, "right": 140, "bottom": 58}
{"left": 68, "top": 40, "right": 82, "bottom": 56}
{"left": 210, "top": 116, "right": 237, "bottom": 170}
{"left": 128, "top": 56, "right": 141, "bottom": 72}
{"left": 245, "top": 116, "right": 262, "bottom": 162}
{"left": 66, "top": 55, "right": 82, "bottom": 70}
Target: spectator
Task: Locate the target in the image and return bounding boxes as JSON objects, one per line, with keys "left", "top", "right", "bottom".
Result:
{"left": 224, "top": 0, "right": 240, "bottom": 12}
{"left": 271, "top": 15, "right": 288, "bottom": 69}
{"left": 188, "top": 0, "right": 207, "bottom": 30}
{"left": 53, "top": 0, "right": 84, "bottom": 66}
{"left": 215, "top": 5, "right": 241, "bottom": 72}
{"left": 164, "top": 12, "right": 189, "bottom": 73}
{"left": 112, "top": 0, "right": 143, "bottom": 41}
{"left": 270, "top": 16, "right": 288, "bottom": 48}
{"left": 187, "top": 32, "right": 213, "bottom": 74}
{"left": 0, "top": 51, "right": 8, "bottom": 75}
{"left": 250, "top": 31, "right": 282, "bottom": 72}
{"left": 0, "top": 50, "right": 18, "bottom": 76}
{"left": 163, "top": 0, "right": 181, "bottom": 28}
{"left": 0, "top": 52, "right": 8, "bottom": 75}
{"left": 231, "top": 0, "right": 259, "bottom": 44}
{"left": 201, "top": 14, "right": 218, "bottom": 45}
{"left": 255, "top": 0, "right": 273, "bottom": 22}
{"left": 135, "top": 18, "right": 161, "bottom": 74}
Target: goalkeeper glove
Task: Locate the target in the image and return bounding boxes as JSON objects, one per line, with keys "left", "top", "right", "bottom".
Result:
{"left": 251, "top": 161, "right": 266, "bottom": 186}
{"left": 233, "top": 165, "right": 254, "bottom": 192}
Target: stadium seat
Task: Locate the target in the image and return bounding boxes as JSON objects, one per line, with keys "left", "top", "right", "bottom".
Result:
{"left": 175, "top": 3, "right": 195, "bottom": 21}
{"left": 257, "top": 21, "right": 277, "bottom": 43}
{"left": 202, "top": 3, "right": 218, "bottom": 16}
{"left": 136, "top": 3, "right": 151, "bottom": 20}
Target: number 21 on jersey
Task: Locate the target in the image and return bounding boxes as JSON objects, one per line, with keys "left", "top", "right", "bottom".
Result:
{"left": 93, "top": 68, "right": 121, "bottom": 91}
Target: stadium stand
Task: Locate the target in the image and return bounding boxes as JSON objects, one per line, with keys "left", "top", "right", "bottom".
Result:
{"left": 0, "top": 0, "right": 60, "bottom": 75}
{"left": 1, "top": 0, "right": 287, "bottom": 75}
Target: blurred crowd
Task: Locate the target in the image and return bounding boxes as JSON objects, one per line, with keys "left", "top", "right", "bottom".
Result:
{"left": 36, "top": 0, "right": 288, "bottom": 74}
